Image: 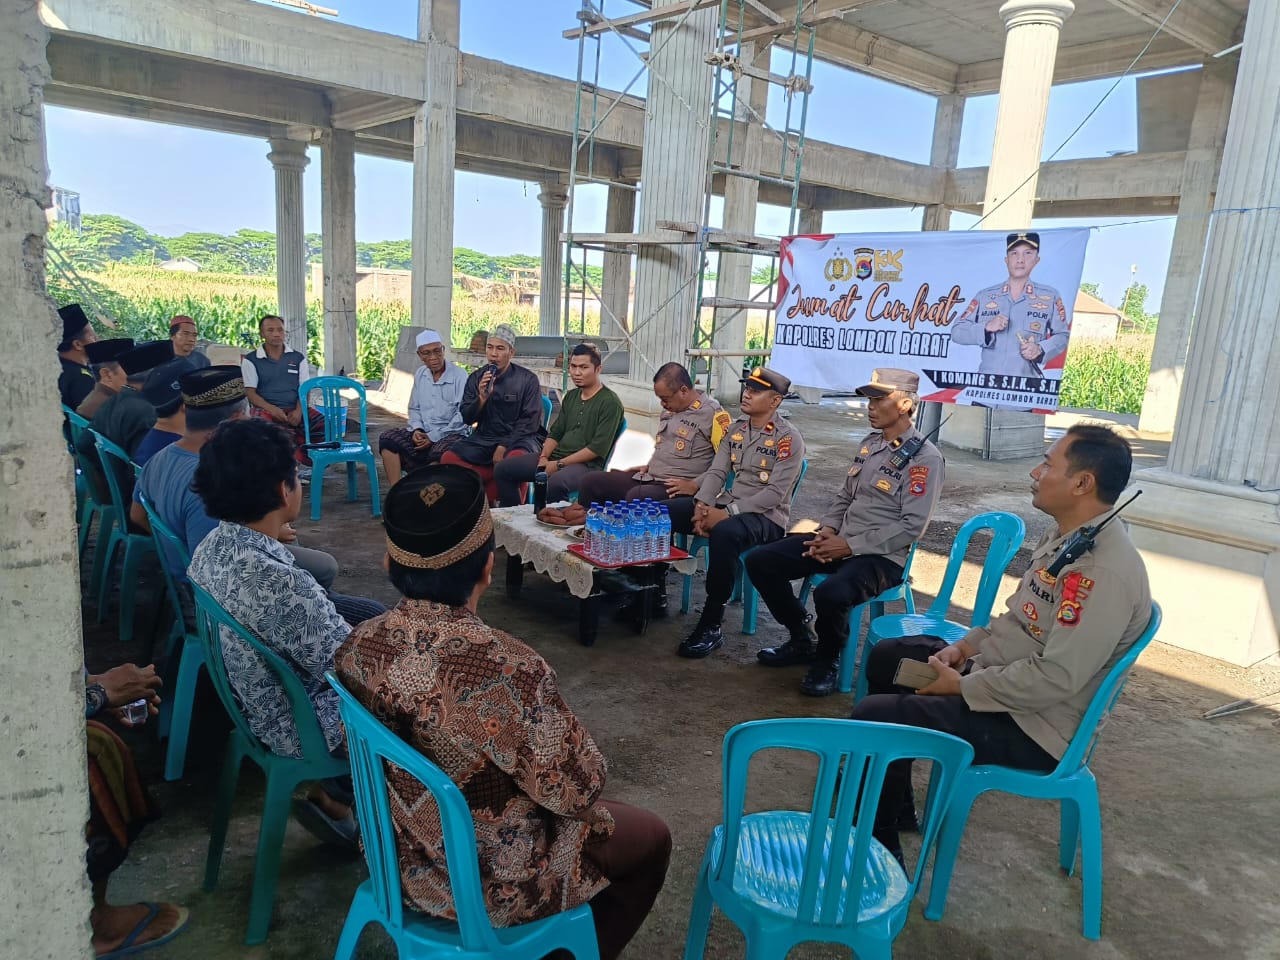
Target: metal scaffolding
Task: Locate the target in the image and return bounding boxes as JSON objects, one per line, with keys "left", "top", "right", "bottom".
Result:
{"left": 560, "top": 0, "right": 819, "bottom": 395}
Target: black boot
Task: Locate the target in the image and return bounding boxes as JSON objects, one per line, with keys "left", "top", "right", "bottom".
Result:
{"left": 678, "top": 619, "right": 723, "bottom": 659}
{"left": 800, "top": 658, "right": 840, "bottom": 696}
{"left": 757, "top": 616, "right": 817, "bottom": 667}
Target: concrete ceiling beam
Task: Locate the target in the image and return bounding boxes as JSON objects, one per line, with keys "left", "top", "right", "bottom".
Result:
{"left": 1102, "top": 0, "right": 1242, "bottom": 56}
{"left": 945, "top": 151, "right": 1189, "bottom": 207}
{"left": 329, "top": 91, "right": 420, "bottom": 130}
{"left": 46, "top": 35, "right": 330, "bottom": 128}
{"left": 955, "top": 33, "right": 1201, "bottom": 94}
{"left": 43, "top": 85, "right": 286, "bottom": 140}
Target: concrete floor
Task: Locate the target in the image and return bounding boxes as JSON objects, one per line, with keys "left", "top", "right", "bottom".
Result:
{"left": 85, "top": 399, "right": 1280, "bottom": 960}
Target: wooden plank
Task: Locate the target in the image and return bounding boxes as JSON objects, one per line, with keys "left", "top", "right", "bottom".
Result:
{"left": 566, "top": 230, "right": 693, "bottom": 246}
{"left": 563, "top": 0, "right": 721, "bottom": 39}
{"left": 702, "top": 296, "right": 776, "bottom": 310}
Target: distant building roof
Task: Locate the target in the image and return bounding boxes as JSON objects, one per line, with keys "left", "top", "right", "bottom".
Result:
{"left": 160, "top": 256, "right": 201, "bottom": 272}
{"left": 1074, "top": 290, "right": 1122, "bottom": 317}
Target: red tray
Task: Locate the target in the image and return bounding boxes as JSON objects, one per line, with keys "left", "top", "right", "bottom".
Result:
{"left": 567, "top": 542, "right": 691, "bottom": 569}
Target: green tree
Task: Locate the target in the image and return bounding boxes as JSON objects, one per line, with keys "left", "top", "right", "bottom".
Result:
{"left": 1118, "top": 282, "right": 1158, "bottom": 334}
{"left": 1079, "top": 282, "right": 1101, "bottom": 299}
{"left": 47, "top": 221, "right": 106, "bottom": 271}
{"left": 80, "top": 214, "right": 167, "bottom": 263}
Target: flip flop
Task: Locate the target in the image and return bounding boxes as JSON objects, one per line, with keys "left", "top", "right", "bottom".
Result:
{"left": 291, "top": 796, "right": 360, "bottom": 851}
{"left": 98, "top": 902, "right": 191, "bottom": 959}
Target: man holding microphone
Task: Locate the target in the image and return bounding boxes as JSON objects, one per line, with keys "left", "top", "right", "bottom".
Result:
{"left": 440, "top": 324, "right": 544, "bottom": 504}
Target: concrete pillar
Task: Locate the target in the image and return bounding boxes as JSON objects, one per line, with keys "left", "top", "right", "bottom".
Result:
{"left": 1138, "top": 59, "right": 1236, "bottom": 435}
{"left": 412, "top": 0, "right": 459, "bottom": 340}
{"left": 0, "top": 4, "right": 94, "bottom": 956}
{"left": 797, "top": 207, "right": 824, "bottom": 235}
{"left": 944, "top": 0, "right": 1072, "bottom": 460}
{"left": 601, "top": 182, "right": 636, "bottom": 336}
{"left": 711, "top": 40, "right": 768, "bottom": 405}
{"left": 628, "top": 6, "right": 718, "bottom": 383}
{"left": 922, "top": 93, "right": 964, "bottom": 232}
{"left": 267, "top": 138, "right": 311, "bottom": 352}
{"left": 1126, "top": 4, "right": 1280, "bottom": 666}
{"left": 537, "top": 181, "right": 568, "bottom": 336}
{"left": 321, "top": 128, "right": 358, "bottom": 376}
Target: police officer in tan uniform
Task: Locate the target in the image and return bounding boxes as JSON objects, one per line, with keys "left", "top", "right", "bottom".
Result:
{"left": 579, "top": 362, "right": 731, "bottom": 505}
{"left": 669, "top": 366, "right": 805, "bottom": 659}
{"left": 852, "top": 424, "right": 1152, "bottom": 865}
{"left": 951, "top": 232, "right": 1070, "bottom": 379}
{"left": 745, "top": 369, "right": 944, "bottom": 696}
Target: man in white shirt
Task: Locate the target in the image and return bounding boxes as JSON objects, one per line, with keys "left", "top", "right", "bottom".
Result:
{"left": 377, "top": 329, "right": 468, "bottom": 484}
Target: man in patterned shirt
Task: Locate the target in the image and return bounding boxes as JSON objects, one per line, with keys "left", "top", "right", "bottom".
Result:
{"left": 188, "top": 417, "right": 379, "bottom": 849}
{"left": 337, "top": 465, "right": 670, "bottom": 959}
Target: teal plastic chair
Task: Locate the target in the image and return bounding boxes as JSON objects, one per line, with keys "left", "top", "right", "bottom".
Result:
{"left": 677, "top": 459, "right": 809, "bottom": 633}
{"left": 795, "top": 541, "right": 920, "bottom": 698}
{"left": 137, "top": 492, "right": 204, "bottom": 782}
{"left": 926, "top": 602, "right": 1162, "bottom": 940}
{"left": 683, "top": 718, "right": 974, "bottom": 960}
{"left": 190, "top": 582, "right": 349, "bottom": 945}
{"left": 324, "top": 671, "right": 601, "bottom": 960}
{"left": 64, "top": 406, "right": 106, "bottom": 557}
{"left": 867, "top": 511, "right": 1026, "bottom": 648}
{"left": 299, "top": 375, "right": 381, "bottom": 522}
{"left": 94, "top": 433, "right": 156, "bottom": 644}
{"left": 540, "top": 393, "right": 553, "bottom": 428}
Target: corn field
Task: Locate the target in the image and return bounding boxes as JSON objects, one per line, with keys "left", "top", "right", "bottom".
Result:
{"left": 1058, "top": 335, "right": 1154, "bottom": 414}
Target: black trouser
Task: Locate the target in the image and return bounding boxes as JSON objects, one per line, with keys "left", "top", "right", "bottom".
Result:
{"left": 577, "top": 469, "right": 672, "bottom": 506}
{"left": 492, "top": 455, "right": 594, "bottom": 507}
{"left": 851, "top": 636, "right": 1058, "bottom": 851}
{"left": 744, "top": 534, "right": 903, "bottom": 660}
{"left": 665, "top": 497, "right": 782, "bottom": 626}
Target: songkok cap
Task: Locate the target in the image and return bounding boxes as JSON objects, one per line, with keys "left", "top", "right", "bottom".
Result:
{"left": 119, "top": 340, "right": 175, "bottom": 377}
{"left": 415, "top": 329, "right": 443, "bottom": 349}
{"left": 739, "top": 366, "right": 791, "bottom": 396}
{"left": 59, "top": 303, "right": 93, "bottom": 342}
{"left": 1006, "top": 231, "right": 1040, "bottom": 251}
{"left": 383, "top": 465, "right": 493, "bottom": 572}
{"left": 855, "top": 368, "right": 920, "bottom": 398}
{"left": 85, "top": 338, "right": 135, "bottom": 365}
{"left": 141, "top": 359, "right": 187, "bottom": 411}
{"left": 488, "top": 323, "right": 518, "bottom": 348}
{"left": 169, "top": 315, "right": 198, "bottom": 336}
{"left": 180, "top": 365, "right": 245, "bottom": 409}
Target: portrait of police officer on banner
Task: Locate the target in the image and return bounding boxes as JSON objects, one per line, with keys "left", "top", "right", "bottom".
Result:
{"left": 951, "top": 232, "right": 1070, "bottom": 380}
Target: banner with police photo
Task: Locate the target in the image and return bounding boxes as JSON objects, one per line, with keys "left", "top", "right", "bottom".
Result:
{"left": 770, "top": 228, "right": 1091, "bottom": 412}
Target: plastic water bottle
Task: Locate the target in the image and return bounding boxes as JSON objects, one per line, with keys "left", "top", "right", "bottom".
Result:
{"left": 657, "top": 504, "right": 672, "bottom": 559}
{"left": 605, "top": 509, "right": 622, "bottom": 564}
{"left": 647, "top": 505, "right": 662, "bottom": 560}
{"left": 585, "top": 502, "right": 601, "bottom": 559}
{"left": 626, "top": 505, "right": 643, "bottom": 563}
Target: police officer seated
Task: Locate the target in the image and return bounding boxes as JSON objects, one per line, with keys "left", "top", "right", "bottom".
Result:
{"left": 746, "top": 368, "right": 944, "bottom": 697}
{"left": 852, "top": 424, "right": 1152, "bottom": 866}
{"left": 668, "top": 366, "right": 805, "bottom": 659}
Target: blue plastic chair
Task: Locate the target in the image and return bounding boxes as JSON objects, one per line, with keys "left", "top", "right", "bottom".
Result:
{"left": 867, "top": 511, "right": 1026, "bottom": 649}
{"left": 64, "top": 405, "right": 106, "bottom": 557}
{"left": 94, "top": 433, "right": 156, "bottom": 644}
{"left": 299, "top": 375, "right": 381, "bottom": 522}
{"left": 190, "top": 582, "right": 350, "bottom": 945}
{"left": 678, "top": 459, "right": 809, "bottom": 633}
{"left": 794, "top": 542, "right": 920, "bottom": 698}
{"left": 540, "top": 393, "right": 553, "bottom": 428}
{"left": 325, "top": 671, "right": 602, "bottom": 960}
{"left": 683, "top": 718, "right": 974, "bottom": 960}
{"left": 137, "top": 493, "right": 204, "bottom": 782}
{"left": 926, "top": 602, "right": 1162, "bottom": 940}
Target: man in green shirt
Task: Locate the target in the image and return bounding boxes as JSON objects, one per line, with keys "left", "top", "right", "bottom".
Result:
{"left": 494, "top": 342, "right": 624, "bottom": 506}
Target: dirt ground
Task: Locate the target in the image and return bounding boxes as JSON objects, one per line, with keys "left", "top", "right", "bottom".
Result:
{"left": 84, "top": 399, "right": 1280, "bottom": 960}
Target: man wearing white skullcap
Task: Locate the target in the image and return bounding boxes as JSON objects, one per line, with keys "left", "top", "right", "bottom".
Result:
{"left": 378, "top": 328, "right": 468, "bottom": 484}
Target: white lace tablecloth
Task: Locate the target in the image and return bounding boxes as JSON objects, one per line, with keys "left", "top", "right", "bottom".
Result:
{"left": 490, "top": 504, "right": 696, "bottom": 600}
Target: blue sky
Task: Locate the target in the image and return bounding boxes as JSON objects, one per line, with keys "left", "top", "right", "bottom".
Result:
{"left": 44, "top": 0, "right": 1181, "bottom": 310}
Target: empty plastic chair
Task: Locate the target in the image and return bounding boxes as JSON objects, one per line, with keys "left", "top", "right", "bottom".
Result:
{"left": 325, "top": 671, "right": 601, "bottom": 960}
{"left": 867, "top": 511, "right": 1026, "bottom": 651}
{"left": 925, "top": 602, "right": 1162, "bottom": 941}
{"left": 299, "top": 375, "right": 381, "bottom": 522}
{"left": 683, "top": 717, "right": 973, "bottom": 960}
{"left": 191, "top": 583, "right": 349, "bottom": 945}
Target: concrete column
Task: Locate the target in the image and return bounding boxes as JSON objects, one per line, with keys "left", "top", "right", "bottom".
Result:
{"left": 944, "top": 0, "right": 1072, "bottom": 460}
{"left": 601, "top": 182, "right": 636, "bottom": 336}
{"left": 711, "top": 40, "right": 768, "bottom": 404}
{"left": 797, "top": 207, "right": 824, "bottom": 235}
{"left": 412, "top": 0, "right": 459, "bottom": 340}
{"left": 922, "top": 93, "right": 964, "bottom": 232}
{"left": 1126, "top": 4, "right": 1280, "bottom": 666}
{"left": 0, "top": 5, "right": 94, "bottom": 955}
{"left": 321, "top": 128, "right": 358, "bottom": 376}
{"left": 1138, "top": 59, "right": 1236, "bottom": 435}
{"left": 628, "top": 6, "right": 718, "bottom": 383}
{"left": 537, "top": 181, "right": 568, "bottom": 336}
{"left": 267, "top": 138, "right": 311, "bottom": 353}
